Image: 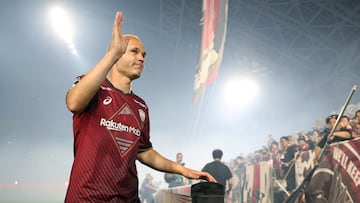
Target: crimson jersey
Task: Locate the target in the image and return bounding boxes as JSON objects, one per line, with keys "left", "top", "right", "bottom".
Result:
{"left": 65, "top": 78, "right": 152, "bottom": 203}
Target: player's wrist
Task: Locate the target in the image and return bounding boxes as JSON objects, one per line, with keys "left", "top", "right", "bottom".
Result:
{"left": 105, "top": 50, "right": 122, "bottom": 64}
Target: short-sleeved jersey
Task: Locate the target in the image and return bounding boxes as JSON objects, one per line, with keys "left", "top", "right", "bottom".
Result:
{"left": 65, "top": 78, "right": 152, "bottom": 203}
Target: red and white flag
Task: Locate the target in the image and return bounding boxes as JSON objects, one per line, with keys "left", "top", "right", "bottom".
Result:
{"left": 193, "top": 0, "right": 228, "bottom": 104}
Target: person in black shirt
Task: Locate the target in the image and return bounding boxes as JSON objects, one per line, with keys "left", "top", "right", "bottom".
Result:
{"left": 314, "top": 114, "right": 352, "bottom": 161}
{"left": 202, "top": 149, "right": 233, "bottom": 195}
{"left": 280, "top": 136, "right": 297, "bottom": 192}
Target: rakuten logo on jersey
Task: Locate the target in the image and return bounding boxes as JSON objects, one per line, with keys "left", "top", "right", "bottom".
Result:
{"left": 100, "top": 118, "right": 141, "bottom": 136}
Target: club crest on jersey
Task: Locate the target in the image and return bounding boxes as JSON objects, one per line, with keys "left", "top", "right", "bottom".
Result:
{"left": 138, "top": 109, "right": 146, "bottom": 122}
{"left": 103, "top": 96, "right": 112, "bottom": 105}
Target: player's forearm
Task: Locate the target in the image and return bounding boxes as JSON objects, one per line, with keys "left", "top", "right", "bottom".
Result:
{"left": 66, "top": 52, "right": 119, "bottom": 114}
{"left": 137, "top": 149, "right": 185, "bottom": 174}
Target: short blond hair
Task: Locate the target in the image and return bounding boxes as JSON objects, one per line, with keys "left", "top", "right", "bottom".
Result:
{"left": 106, "top": 34, "right": 142, "bottom": 52}
{"left": 122, "top": 34, "right": 140, "bottom": 40}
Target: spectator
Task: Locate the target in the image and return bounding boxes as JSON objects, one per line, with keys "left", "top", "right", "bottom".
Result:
{"left": 310, "top": 129, "right": 322, "bottom": 145}
{"left": 297, "top": 135, "right": 309, "bottom": 152}
{"left": 231, "top": 156, "right": 246, "bottom": 203}
{"left": 202, "top": 149, "right": 233, "bottom": 197}
{"left": 340, "top": 115, "right": 352, "bottom": 130}
{"left": 280, "top": 136, "right": 297, "bottom": 192}
{"left": 164, "top": 152, "right": 188, "bottom": 188}
{"left": 315, "top": 114, "right": 352, "bottom": 161}
{"left": 270, "top": 141, "right": 282, "bottom": 179}
{"left": 350, "top": 110, "right": 360, "bottom": 138}
{"left": 140, "top": 173, "right": 158, "bottom": 203}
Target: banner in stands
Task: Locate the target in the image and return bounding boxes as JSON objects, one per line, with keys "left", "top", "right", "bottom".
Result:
{"left": 243, "top": 161, "right": 272, "bottom": 203}
{"left": 305, "top": 138, "right": 360, "bottom": 202}
{"left": 241, "top": 139, "right": 360, "bottom": 203}
{"left": 294, "top": 150, "right": 316, "bottom": 186}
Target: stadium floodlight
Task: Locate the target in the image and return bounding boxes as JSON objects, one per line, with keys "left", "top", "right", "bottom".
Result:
{"left": 224, "top": 77, "right": 259, "bottom": 108}
{"left": 50, "top": 6, "right": 77, "bottom": 55}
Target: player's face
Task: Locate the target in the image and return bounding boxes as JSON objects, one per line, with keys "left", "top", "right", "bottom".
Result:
{"left": 115, "top": 37, "right": 146, "bottom": 80}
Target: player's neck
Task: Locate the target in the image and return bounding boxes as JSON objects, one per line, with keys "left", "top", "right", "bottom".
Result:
{"left": 107, "top": 76, "right": 132, "bottom": 94}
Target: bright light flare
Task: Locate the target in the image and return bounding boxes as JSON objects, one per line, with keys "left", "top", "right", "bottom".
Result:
{"left": 50, "top": 7, "right": 72, "bottom": 43}
{"left": 224, "top": 77, "right": 259, "bottom": 108}
{"left": 50, "top": 6, "right": 78, "bottom": 55}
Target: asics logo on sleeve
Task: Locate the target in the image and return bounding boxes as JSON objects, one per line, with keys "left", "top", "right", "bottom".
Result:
{"left": 103, "top": 96, "right": 112, "bottom": 105}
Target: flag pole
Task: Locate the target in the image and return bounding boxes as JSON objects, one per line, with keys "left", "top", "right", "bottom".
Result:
{"left": 285, "top": 85, "right": 357, "bottom": 203}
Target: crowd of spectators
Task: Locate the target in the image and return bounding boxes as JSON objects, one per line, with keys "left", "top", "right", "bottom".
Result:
{"left": 227, "top": 110, "right": 360, "bottom": 167}
{"left": 145, "top": 110, "right": 360, "bottom": 202}
{"left": 224, "top": 110, "right": 360, "bottom": 202}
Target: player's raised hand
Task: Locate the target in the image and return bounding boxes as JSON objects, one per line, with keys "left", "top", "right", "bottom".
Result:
{"left": 109, "top": 11, "right": 129, "bottom": 59}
